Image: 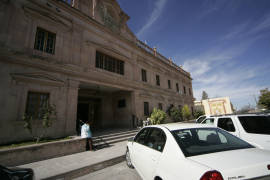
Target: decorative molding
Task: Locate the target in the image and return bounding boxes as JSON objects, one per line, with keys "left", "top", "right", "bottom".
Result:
{"left": 23, "top": 5, "right": 73, "bottom": 31}
{"left": 11, "top": 72, "right": 66, "bottom": 87}
{"left": 85, "top": 39, "right": 129, "bottom": 60}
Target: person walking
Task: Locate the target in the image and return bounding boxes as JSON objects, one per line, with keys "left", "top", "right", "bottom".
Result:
{"left": 81, "top": 120, "right": 93, "bottom": 151}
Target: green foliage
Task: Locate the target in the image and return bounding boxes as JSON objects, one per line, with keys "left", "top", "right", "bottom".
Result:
{"left": 201, "top": 91, "right": 208, "bottom": 100}
{"left": 170, "top": 107, "right": 182, "bottom": 122}
{"left": 150, "top": 108, "right": 167, "bottom": 125}
{"left": 258, "top": 88, "right": 270, "bottom": 110}
{"left": 182, "top": 105, "right": 191, "bottom": 121}
{"left": 22, "top": 103, "right": 57, "bottom": 143}
{"left": 193, "top": 108, "right": 205, "bottom": 119}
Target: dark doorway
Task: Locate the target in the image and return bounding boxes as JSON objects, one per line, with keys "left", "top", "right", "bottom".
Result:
{"left": 77, "top": 97, "right": 101, "bottom": 135}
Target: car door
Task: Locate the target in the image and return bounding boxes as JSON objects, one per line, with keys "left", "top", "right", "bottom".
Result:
{"left": 134, "top": 128, "right": 166, "bottom": 180}
{"left": 131, "top": 128, "right": 150, "bottom": 173}
{"left": 139, "top": 128, "right": 166, "bottom": 180}
{"left": 217, "top": 117, "right": 239, "bottom": 137}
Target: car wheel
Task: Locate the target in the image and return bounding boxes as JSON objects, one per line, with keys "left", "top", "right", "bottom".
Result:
{"left": 126, "top": 149, "right": 134, "bottom": 168}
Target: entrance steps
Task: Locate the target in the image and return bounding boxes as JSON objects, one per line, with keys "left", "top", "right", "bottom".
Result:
{"left": 92, "top": 129, "right": 139, "bottom": 149}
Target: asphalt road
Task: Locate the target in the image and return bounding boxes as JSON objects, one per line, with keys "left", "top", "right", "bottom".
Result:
{"left": 75, "top": 162, "right": 142, "bottom": 180}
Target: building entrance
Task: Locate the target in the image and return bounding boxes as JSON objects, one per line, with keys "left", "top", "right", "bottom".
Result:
{"left": 77, "top": 97, "right": 101, "bottom": 134}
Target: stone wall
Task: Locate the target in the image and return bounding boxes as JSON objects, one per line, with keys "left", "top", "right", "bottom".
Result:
{"left": 0, "top": 138, "right": 86, "bottom": 166}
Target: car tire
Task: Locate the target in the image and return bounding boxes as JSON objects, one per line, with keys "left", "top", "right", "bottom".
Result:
{"left": 126, "top": 149, "right": 134, "bottom": 169}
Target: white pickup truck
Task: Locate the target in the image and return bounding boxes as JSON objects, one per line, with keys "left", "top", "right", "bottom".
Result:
{"left": 201, "top": 114, "right": 270, "bottom": 150}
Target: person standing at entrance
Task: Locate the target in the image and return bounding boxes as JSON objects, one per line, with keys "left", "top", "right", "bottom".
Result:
{"left": 81, "top": 120, "right": 93, "bottom": 151}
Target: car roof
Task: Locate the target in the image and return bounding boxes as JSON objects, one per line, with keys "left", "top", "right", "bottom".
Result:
{"left": 147, "top": 123, "right": 215, "bottom": 131}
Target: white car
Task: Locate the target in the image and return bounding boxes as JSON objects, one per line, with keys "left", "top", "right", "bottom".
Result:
{"left": 126, "top": 123, "right": 270, "bottom": 180}
{"left": 201, "top": 114, "right": 270, "bottom": 150}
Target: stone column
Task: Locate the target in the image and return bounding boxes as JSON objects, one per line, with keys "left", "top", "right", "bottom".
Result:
{"left": 131, "top": 90, "right": 140, "bottom": 127}
{"left": 65, "top": 79, "right": 79, "bottom": 136}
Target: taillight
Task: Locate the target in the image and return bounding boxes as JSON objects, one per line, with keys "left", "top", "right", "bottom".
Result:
{"left": 200, "top": 170, "right": 224, "bottom": 180}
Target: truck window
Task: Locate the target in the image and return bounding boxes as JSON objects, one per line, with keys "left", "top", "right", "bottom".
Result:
{"left": 238, "top": 116, "right": 270, "bottom": 135}
{"left": 217, "top": 118, "right": 235, "bottom": 132}
{"left": 202, "top": 118, "right": 214, "bottom": 124}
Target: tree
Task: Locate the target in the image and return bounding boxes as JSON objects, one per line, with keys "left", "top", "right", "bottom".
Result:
{"left": 170, "top": 107, "right": 182, "bottom": 122}
{"left": 236, "top": 104, "right": 254, "bottom": 114}
{"left": 182, "top": 105, "right": 191, "bottom": 121}
{"left": 22, "top": 103, "right": 57, "bottom": 143}
{"left": 150, "top": 108, "right": 167, "bottom": 125}
{"left": 201, "top": 91, "right": 208, "bottom": 100}
{"left": 193, "top": 107, "right": 205, "bottom": 119}
{"left": 258, "top": 88, "right": 270, "bottom": 110}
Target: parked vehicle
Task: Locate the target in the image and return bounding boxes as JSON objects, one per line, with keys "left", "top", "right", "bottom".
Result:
{"left": 0, "top": 165, "right": 34, "bottom": 180}
{"left": 201, "top": 114, "right": 270, "bottom": 150}
{"left": 126, "top": 123, "right": 270, "bottom": 180}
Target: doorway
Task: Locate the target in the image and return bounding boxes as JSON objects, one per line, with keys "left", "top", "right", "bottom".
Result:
{"left": 77, "top": 97, "right": 101, "bottom": 134}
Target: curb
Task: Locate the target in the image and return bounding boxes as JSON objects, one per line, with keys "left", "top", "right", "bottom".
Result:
{"left": 44, "top": 155, "right": 125, "bottom": 180}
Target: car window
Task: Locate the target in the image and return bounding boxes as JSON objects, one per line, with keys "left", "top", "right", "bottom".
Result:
{"left": 172, "top": 128, "right": 253, "bottom": 157}
{"left": 217, "top": 118, "right": 235, "bottom": 132}
{"left": 238, "top": 116, "right": 270, "bottom": 135}
{"left": 134, "top": 128, "right": 150, "bottom": 145}
{"left": 145, "top": 128, "right": 166, "bottom": 152}
{"left": 201, "top": 118, "right": 214, "bottom": 124}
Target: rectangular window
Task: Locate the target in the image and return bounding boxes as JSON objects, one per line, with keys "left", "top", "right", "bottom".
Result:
{"left": 34, "top": 27, "right": 56, "bottom": 54}
{"left": 144, "top": 102, "right": 149, "bottom": 116}
{"left": 158, "top": 103, "right": 163, "bottom": 110}
{"left": 95, "top": 51, "right": 125, "bottom": 75}
{"left": 183, "top": 86, "right": 186, "bottom": 94}
{"left": 118, "top": 99, "right": 126, "bottom": 108}
{"left": 168, "top": 80, "right": 171, "bottom": 89}
{"left": 156, "top": 75, "right": 160, "bottom": 86}
{"left": 189, "top": 88, "right": 192, "bottom": 95}
{"left": 176, "top": 83, "right": 179, "bottom": 92}
{"left": 25, "top": 92, "right": 49, "bottom": 119}
{"left": 141, "top": 69, "right": 147, "bottom": 82}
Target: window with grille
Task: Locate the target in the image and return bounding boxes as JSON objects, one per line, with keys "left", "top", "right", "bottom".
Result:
{"left": 96, "top": 51, "right": 124, "bottom": 75}
{"left": 176, "top": 83, "right": 179, "bottom": 92}
{"left": 158, "top": 103, "right": 163, "bottom": 110}
{"left": 168, "top": 80, "right": 171, "bottom": 89}
{"left": 144, "top": 102, "right": 149, "bottom": 116}
{"left": 183, "top": 86, "right": 186, "bottom": 94}
{"left": 141, "top": 69, "right": 147, "bottom": 82}
{"left": 25, "top": 92, "right": 50, "bottom": 119}
{"left": 34, "top": 27, "right": 56, "bottom": 54}
{"left": 156, "top": 75, "right": 160, "bottom": 86}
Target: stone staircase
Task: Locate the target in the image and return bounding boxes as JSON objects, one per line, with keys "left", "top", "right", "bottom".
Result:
{"left": 92, "top": 129, "right": 139, "bottom": 149}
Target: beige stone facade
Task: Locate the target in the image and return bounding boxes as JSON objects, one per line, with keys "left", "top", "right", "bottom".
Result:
{"left": 195, "top": 97, "right": 233, "bottom": 116}
{"left": 0, "top": 0, "right": 194, "bottom": 145}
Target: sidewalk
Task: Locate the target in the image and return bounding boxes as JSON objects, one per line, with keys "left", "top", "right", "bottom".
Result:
{"left": 18, "top": 141, "right": 127, "bottom": 180}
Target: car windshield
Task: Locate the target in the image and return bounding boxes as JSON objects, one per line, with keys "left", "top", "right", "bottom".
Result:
{"left": 196, "top": 116, "right": 206, "bottom": 123}
{"left": 238, "top": 116, "right": 270, "bottom": 135}
{"left": 172, "top": 128, "right": 253, "bottom": 157}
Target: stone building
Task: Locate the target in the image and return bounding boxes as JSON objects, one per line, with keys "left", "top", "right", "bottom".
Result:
{"left": 0, "top": 0, "right": 194, "bottom": 145}
{"left": 194, "top": 97, "right": 233, "bottom": 116}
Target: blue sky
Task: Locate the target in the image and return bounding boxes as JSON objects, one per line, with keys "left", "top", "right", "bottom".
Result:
{"left": 117, "top": 0, "right": 270, "bottom": 110}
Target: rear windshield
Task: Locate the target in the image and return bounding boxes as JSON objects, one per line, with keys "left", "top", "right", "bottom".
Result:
{"left": 238, "top": 116, "right": 270, "bottom": 135}
{"left": 172, "top": 128, "right": 253, "bottom": 157}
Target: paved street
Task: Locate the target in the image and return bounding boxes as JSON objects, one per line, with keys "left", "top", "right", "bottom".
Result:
{"left": 75, "top": 162, "right": 142, "bottom": 180}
